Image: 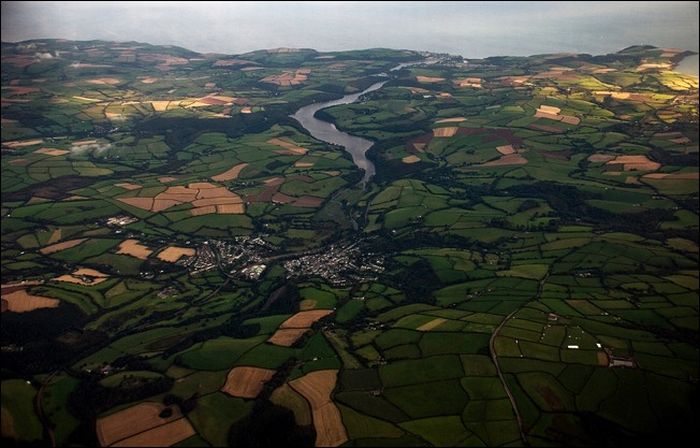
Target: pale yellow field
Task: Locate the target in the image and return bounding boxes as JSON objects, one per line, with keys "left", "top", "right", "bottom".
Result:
{"left": 453, "top": 77, "right": 482, "bottom": 88}
{"left": 73, "top": 139, "right": 98, "bottom": 146}
{"left": 4, "top": 139, "right": 43, "bottom": 148}
{"left": 416, "top": 76, "right": 445, "bottom": 83}
{"left": 86, "top": 78, "right": 121, "bottom": 85}
{"left": 538, "top": 105, "right": 561, "bottom": 114}
{"left": 417, "top": 318, "right": 447, "bottom": 331}
{"left": 432, "top": 127, "right": 458, "bottom": 137}
{"left": 150, "top": 101, "right": 171, "bottom": 111}
{"left": 114, "top": 182, "right": 142, "bottom": 191}
{"left": 435, "top": 117, "right": 466, "bottom": 123}
{"left": 211, "top": 163, "right": 249, "bottom": 181}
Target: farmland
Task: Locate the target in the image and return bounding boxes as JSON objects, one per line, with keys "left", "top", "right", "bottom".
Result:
{"left": 1, "top": 38, "right": 698, "bottom": 447}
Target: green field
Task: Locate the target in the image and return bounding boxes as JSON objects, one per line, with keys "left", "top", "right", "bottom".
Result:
{"left": 1, "top": 38, "right": 698, "bottom": 447}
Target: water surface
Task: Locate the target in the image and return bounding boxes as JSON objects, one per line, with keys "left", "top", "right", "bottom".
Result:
{"left": 675, "top": 54, "right": 699, "bottom": 77}
{"left": 291, "top": 81, "right": 387, "bottom": 184}
{"left": 3, "top": 2, "right": 698, "bottom": 60}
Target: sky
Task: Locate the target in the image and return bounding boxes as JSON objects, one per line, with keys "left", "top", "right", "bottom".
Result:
{"left": 2, "top": 1, "right": 699, "bottom": 59}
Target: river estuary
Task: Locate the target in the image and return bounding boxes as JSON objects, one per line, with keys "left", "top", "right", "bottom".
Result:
{"left": 290, "top": 80, "right": 387, "bottom": 185}
{"left": 290, "top": 61, "right": 431, "bottom": 185}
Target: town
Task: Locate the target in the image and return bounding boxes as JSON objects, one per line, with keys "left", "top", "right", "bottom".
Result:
{"left": 180, "top": 235, "right": 385, "bottom": 285}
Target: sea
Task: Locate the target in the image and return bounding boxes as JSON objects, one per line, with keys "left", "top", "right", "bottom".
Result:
{"left": 2, "top": 1, "right": 698, "bottom": 76}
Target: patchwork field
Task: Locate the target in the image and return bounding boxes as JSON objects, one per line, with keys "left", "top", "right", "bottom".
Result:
{"left": 1, "top": 39, "right": 697, "bottom": 448}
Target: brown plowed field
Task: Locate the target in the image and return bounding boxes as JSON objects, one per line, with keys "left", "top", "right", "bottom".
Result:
{"left": 116, "top": 239, "right": 152, "bottom": 260}
{"left": 35, "top": 148, "right": 70, "bottom": 156}
{"left": 117, "top": 183, "right": 244, "bottom": 215}
{"left": 280, "top": 310, "right": 334, "bottom": 329}
{"left": 40, "top": 238, "right": 87, "bottom": 254}
{"left": 156, "top": 247, "right": 196, "bottom": 263}
{"left": 96, "top": 402, "right": 180, "bottom": 447}
{"left": 268, "top": 310, "right": 333, "bottom": 346}
{"left": 293, "top": 196, "right": 324, "bottom": 208}
{"left": 606, "top": 155, "right": 660, "bottom": 171}
{"left": 267, "top": 328, "right": 310, "bottom": 346}
{"left": 221, "top": 367, "right": 277, "bottom": 399}
{"left": 261, "top": 70, "right": 309, "bottom": 86}
{"left": 47, "top": 229, "right": 62, "bottom": 245}
{"left": 268, "top": 138, "right": 308, "bottom": 155}
{"left": 416, "top": 76, "right": 445, "bottom": 83}
{"left": 115, "top": 182, "right": 142, "bottom": 191}
{"left": 110, "top": 418, "right": 194, "bottom": 447}
{"left": 588, "top": 153, "right": 616, "bottom": 163}
{"left": 496, "top": 145, "right": 515, "bottom": 155}
{"left": 289, "top": 370, "right": 347, "bottom": 447}
{"left": 1, "top": 289, "right": 59, "bottom": 312}
{"left": 55, "top": 268, "right": 109, "bottom": 286}
{"left": 481, "top": 154, "right": 528, "bottom": 166}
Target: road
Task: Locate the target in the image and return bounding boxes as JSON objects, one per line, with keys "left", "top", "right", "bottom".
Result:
{"left": 35, "top": 371, "right": 58, "bottom": 447}
{"left": 489, "top": 309, "right": 527, "bottom": 445}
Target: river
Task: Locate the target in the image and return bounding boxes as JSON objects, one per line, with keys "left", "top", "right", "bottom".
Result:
{"left": 290, "top": 80, "right": 387, "bottom": 185}
{"left": 290, "top": 60, "right": 432, "bottom": 185}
